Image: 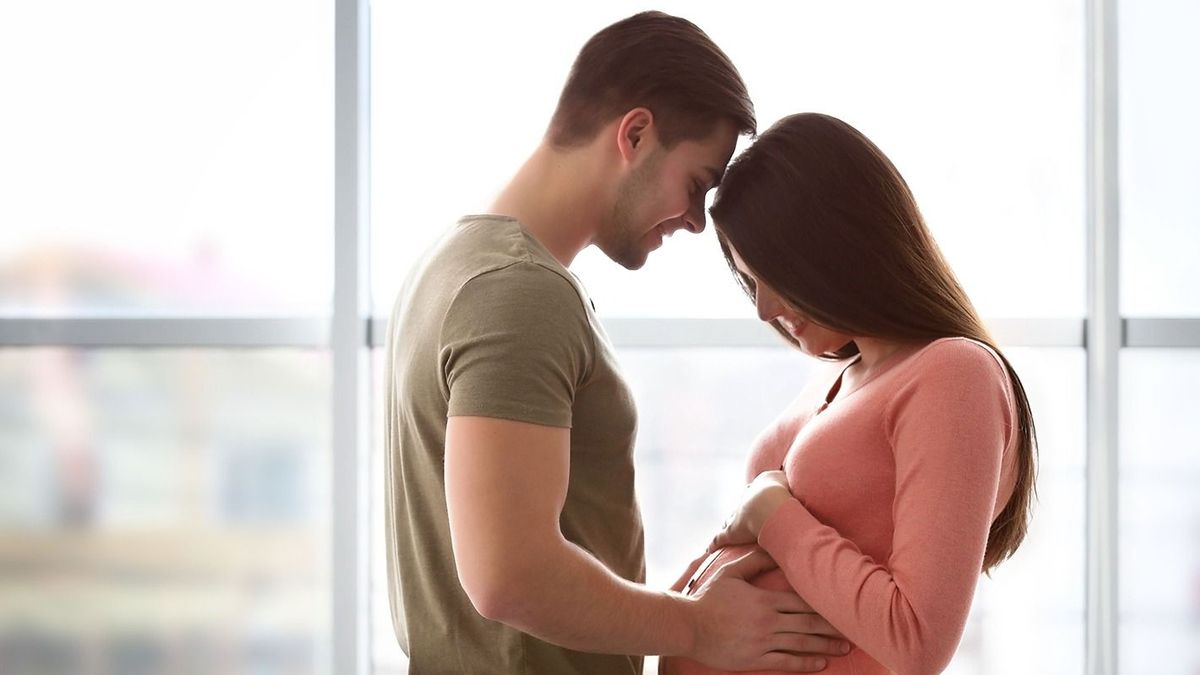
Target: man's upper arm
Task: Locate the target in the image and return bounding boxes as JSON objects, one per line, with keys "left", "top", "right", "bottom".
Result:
{"left": 437, "top": 262, "right": 592, "bottom": 618}
{"left": 440, "top": 262, "right": 594, "bottom": 427}
{"left": 445, "top": 415, "right": 570, "bottom": 620}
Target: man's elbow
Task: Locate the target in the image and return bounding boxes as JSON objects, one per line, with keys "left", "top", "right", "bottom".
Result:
{"left": 461, "top": 580, "right": 511, "bottom": 622}
{"left": 457, "top": 554, "right": 543, "bottom": 625}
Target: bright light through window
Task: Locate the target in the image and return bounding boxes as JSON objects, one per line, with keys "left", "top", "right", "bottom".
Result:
{"left": 0, "top": 1, "right": 333, "bottom": 317}
{"left": 371, "top": 0, "right": 1084, "bottom": 320}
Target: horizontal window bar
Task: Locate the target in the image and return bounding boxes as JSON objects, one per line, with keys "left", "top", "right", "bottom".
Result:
{"left": 1124, "top": 318, "right": 1200, "bottom": 348}
{"left": 0, "top": 317, "right": 330, "bottom": 347}
{"left": 2, "top": 317, "right": 1198, "bottom": 349}
{"left": 371, "top": 317, "right": 1090, "bottom": 349}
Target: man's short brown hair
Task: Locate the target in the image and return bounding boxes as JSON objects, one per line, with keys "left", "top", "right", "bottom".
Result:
{"left": 548, "top": 11, "right": 755, "bottom": 148}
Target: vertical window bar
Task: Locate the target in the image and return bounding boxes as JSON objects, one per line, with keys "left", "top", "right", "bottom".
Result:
{"left": 1085, "top": 0, "right": 1121, "bottom": 671}
{"left": 333, "top": 0, "right": 371, "bottom": 672}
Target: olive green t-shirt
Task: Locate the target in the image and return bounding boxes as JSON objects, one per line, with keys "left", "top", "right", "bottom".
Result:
{"left": 383, "top": 215, "right": 644, "bottom": 674}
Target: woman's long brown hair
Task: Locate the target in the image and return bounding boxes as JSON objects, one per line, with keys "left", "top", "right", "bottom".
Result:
{"left": 710, "top": 113, "right": 1036, "bottom": 572}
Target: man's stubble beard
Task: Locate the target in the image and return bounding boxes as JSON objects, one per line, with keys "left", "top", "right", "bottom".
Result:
{"left": 599, "top": 150, "right": 663, "bottom": 271}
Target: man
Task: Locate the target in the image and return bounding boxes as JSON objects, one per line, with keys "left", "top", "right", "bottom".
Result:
{"left": 384, "top": 11, "right": 846, "bottom": 674}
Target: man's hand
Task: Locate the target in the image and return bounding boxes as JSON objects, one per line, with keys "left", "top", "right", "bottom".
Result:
{"left": 686, "top": 549, "right": 850, "bottom": 671}
{"left": 707, "top": 470, "right": 792, "bottom": 553}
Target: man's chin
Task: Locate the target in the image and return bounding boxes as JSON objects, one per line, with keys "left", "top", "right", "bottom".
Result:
{"left": 615, "top": 253, "right": 648, "bottom": 271}
{"left": 597, "top": 242, "right": 649, "bottom": 270}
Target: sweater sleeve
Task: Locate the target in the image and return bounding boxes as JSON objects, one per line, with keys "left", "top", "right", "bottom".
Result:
{"left": 757, "top": 341, "right": 1015, "bottom": 675}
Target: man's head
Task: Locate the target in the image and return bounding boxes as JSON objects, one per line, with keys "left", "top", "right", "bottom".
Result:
{"left": 548, "top": 11, "right": 754, "bottom": 269}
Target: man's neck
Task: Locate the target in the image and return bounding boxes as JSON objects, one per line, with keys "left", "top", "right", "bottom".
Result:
{"left": 489, "top": 141, "right": 611, "bottom": 268}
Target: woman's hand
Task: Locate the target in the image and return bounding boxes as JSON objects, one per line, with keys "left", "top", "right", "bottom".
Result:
{"left": 707, "top": 470, "right": 793, "bottom": 553}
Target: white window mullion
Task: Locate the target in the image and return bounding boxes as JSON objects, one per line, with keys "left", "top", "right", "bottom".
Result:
{"left": 1085, "top": 0, "right": 1121, "bottom": 670}
{"left": 332, "top": 0, "right": 370, "bottom": 673}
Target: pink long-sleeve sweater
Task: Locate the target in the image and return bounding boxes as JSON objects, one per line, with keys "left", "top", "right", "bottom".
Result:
{"left": 663, "top": 337, "right": 1019, "bottom": 675}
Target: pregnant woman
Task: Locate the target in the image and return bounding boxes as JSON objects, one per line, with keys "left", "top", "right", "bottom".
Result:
{"left": 663, "top": 113, "right": 1037, "bottom": 675}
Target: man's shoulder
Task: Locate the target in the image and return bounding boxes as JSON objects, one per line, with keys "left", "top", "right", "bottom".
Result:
{"left": 437, "top": 216, "right": 582, "bottom": 305}
{"left": 431, "top": 215, "right": 565, "bottom": 280}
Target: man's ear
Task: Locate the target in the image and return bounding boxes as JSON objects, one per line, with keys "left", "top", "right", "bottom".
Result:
{"left": 615, "top": 107, "right": 656, "bottom": 164}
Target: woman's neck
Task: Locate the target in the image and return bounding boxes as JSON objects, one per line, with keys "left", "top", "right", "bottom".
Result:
{"left": 847, "top": 336, "right": 919, "bottom": 382}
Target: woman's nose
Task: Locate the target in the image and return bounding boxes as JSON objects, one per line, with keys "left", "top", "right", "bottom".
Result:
{"left": 755, "top": 289, "right": 782, "bottom": 322}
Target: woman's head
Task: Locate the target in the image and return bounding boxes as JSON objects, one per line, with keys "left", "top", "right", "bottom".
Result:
{"left": 711, "top": 112, "right": 1037, "bottom": 572}
{"left": 711, "top": 113, "right": 982, "bottom": 356}
{"left": 724, "top": 242, "right": 855, "bottom": 358}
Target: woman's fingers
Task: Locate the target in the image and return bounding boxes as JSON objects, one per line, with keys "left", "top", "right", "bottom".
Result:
{"left": 754, "top": 469, "right": 790, "bottom": 489}
{"left": 670, "top": 550, "right": 711, "bottom": 593}
{"left": 710, "top": 547, "right": 777, "bottom": 581}
{"left": 706, "top": 530, "right": 728, "bottom": 554}
{"left": 707, "top": 513, "right": 758, "bottom": 553}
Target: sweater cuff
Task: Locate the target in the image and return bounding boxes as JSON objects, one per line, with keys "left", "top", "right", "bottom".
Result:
{"left": 758, "top": 498, "right": 820, "bottom": 558}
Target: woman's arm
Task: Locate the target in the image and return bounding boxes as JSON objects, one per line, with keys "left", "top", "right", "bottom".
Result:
{"left": 714, "top": 343, "right": 1017, "bottom": 675}
{"left": 772, "top": 344, "right": 1014, "bottom": 674}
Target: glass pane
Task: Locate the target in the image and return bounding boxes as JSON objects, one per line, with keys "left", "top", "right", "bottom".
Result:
{"left": 0, "top": 349, "right": 331, "bottom": 675}
{"left": 371, "top": 0, "right": 1084, "bottom": 319}
{"left": 1119, "top": 350, "right": 1200, "bottom": 675}
{"left": 370, "top": 352, "right": 407, "bottom": 675}
{"left": 943, "top": 347, "right": 1086, "bottom": 675}
{"left": 621, "top": 348, "right": 821, "bottom": 587}
{"left": 1119, "top": 0, "right": 1200, "bottom": 316}
{"left": 0, "top": 2, "right": 333, "bottom": 316}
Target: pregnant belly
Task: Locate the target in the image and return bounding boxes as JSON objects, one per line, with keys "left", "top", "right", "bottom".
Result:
{"left": 685, "top": 544, "right": 792, "bottom": 594}
{"left": 663, "top": 545, "right": 882, "bottom": 675}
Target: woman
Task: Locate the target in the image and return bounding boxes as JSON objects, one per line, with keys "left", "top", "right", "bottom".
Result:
{"left": 662, "top": 113, "right": 1037, "bottom": 675}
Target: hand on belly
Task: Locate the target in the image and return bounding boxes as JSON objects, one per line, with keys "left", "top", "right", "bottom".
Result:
{"left": 683, "top": 544, "right": 793, "bottom": 596}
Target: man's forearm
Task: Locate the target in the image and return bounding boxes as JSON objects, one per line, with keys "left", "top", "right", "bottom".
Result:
{"left": 483, "top": 538, "right": 695, "bottom": 657}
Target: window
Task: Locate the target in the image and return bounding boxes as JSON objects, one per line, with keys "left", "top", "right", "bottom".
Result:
{"left": 3, "top": 1, "right": 1195, "bottom": 674}
{"left": 0, "top": 1, "right": 333, "bottom": 316}
{"left": 0, "top": 2, "right": 334, "bottom": 674}
{"left": 1119, "top": 0, "right": 1200, "bottom": 317}
{"left": 0, "top": 349, "right": 331, "bottom": 675}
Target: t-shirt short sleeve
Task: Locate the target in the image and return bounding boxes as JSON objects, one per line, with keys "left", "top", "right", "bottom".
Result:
{"left": 439, "top": 260, "right": 594, "bottom": 428}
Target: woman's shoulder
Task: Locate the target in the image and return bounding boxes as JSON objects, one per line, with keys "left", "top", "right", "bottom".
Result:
{"left": 881, "top": 337, "right": 1014, "bottom": 408}
{"left": 905, "top": 336, "right": 1008, "bottom": 379}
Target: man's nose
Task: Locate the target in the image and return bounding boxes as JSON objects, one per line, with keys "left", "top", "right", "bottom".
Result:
{"left": 683, "top": 204, "right": 706, "bottom": 234}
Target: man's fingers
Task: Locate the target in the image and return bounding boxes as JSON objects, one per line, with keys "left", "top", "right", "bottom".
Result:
{"left": 753, "top": 652, "right": 829, "bottom": 672}
{"left": 712, "top": 548, "right": 777, "bottom": 581}
{"left": 770, "top": 590, "right": 815, "bottom": 614}
{"left": 769, "top": 630, "right": 852, "bottom": 656}
{"left": 778, "top": 613, "right": 846, "bottom": 640}
{"left": 770, "top": 601, "right": 847, "bottom": 639}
